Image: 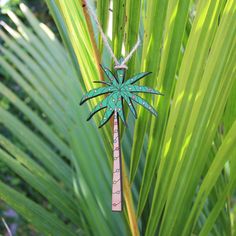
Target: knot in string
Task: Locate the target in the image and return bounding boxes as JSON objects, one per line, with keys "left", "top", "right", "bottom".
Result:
{"left": 114, "top": 64, "right": 128, "bottom": 70}
{"left": 84, "top": 0, "right": 140, "bottom": 70}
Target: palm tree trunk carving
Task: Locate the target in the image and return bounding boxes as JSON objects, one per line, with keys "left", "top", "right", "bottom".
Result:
{"left": 112, "top": 110, "right": 122, "bottom": 211}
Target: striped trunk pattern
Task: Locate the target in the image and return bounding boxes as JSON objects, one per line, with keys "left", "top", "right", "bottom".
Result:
{"left": 112, "top": 111, "right": 122, "bottom": 211}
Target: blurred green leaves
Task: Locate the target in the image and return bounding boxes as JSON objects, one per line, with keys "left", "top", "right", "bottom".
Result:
{"left": 0, "top": 0, "right": 235, "bottom": 235}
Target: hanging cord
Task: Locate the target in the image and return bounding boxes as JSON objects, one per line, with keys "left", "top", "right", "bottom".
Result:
{"left": 84, "top": 0, "right": 140, "bottom": 70}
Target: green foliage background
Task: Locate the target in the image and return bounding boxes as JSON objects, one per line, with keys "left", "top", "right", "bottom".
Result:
{"left": 0, "top": 0, "right": 236, "bottom": 235}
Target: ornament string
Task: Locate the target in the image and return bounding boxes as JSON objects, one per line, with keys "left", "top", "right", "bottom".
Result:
{"left": 84, "top": 0, "right": 140, "bottom": 70}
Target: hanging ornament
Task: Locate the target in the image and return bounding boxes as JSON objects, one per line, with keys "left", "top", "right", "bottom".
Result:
{"left": 80, "top": 1, "right": 163, "bottom": 212}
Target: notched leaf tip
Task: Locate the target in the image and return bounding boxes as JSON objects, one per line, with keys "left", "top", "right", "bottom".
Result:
{"left": 79, "top": 96, "right": 86, "bottom": 105}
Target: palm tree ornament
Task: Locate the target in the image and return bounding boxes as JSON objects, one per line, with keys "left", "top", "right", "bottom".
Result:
{"left": 80, "top": 58, "right": 162, "bottom": 211}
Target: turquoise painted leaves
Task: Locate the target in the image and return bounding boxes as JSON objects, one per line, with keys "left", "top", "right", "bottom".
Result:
{"left": 80, "top": 65, "right": 162, "bottom": 128}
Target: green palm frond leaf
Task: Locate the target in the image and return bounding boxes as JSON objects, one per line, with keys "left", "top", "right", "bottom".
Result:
{"left": 80, "top": 86, "right": 115, "bottom": 105}
{"left": 126, "top": 92, "right": 158, "bottom": 117}
{"left": 87, "top": 94, "right": 111, "bottom": 121}
{"left": 100, "top": 65, "right": 119, "bottom": 85}
{"left": 80, "top": 63, "right": 162, "bottom": 126}
{"left": 124, "top": 71, "right": 152, "bottom": 85}
{"left": 122, "top": 93, "right": 137, "bottom": 118}
{"left": 124, "top": 84, "right": 162, "bottom": 95}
